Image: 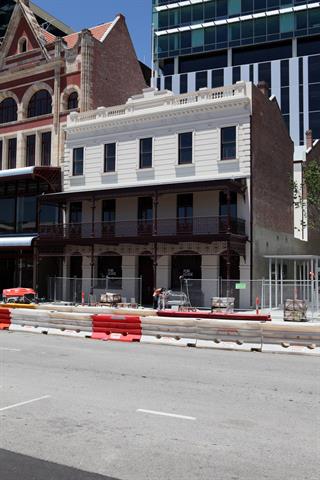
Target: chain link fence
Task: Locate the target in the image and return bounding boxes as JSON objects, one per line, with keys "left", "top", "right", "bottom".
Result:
{"left": 47, "top": 276, "right": 319, "bottom": 314}
{"left": 182, "top": 278, "right": 319, "bottom": 312}
{"left": 47, "top": 276, "right": 142, "bottom": 305}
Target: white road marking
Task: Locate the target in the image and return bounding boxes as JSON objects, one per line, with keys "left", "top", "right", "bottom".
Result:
{"left": 0, "top": 347, "right": 21, "bottom": 352}
{"left": 0, "top": 395, "right": 51, "bottom": 413}
{"left": 137, "top": 409, "right": 196, "bottom": 421}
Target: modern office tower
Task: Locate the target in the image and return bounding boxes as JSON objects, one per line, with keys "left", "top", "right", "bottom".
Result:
{"left": 152, "top": 1, "right": 320, "bottom": 145}
{"left": 0, "top": 0, "right": 73, "bottom": 39}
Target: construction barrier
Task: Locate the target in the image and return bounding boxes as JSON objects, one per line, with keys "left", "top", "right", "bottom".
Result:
{"left": 9, "top": 309, "right": 92, "bottom": 337}
{"left": 0, "top": 308, "right": 11, "bottom": 330}
{"left": 1, "top": 307, "right": 319, "bottom": 353}
{"left": 92, "top": 314, "right": 141, "bottom": 342}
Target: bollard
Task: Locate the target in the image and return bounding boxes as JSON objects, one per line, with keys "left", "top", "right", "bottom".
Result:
{"left": 81, "top": 291, "right": 85, "bottom": 306}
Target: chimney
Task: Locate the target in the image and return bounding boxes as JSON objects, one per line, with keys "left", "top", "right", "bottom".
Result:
{"left": 306, "top": 129, "right": 313, "bottom": 149}
{"left": 257, "top": 81, "right": 269, "bottom": 97}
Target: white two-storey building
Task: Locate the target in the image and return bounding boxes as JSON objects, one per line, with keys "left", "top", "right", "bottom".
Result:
{"left": 38, "top": 81, "right": 313, "bottom": 307}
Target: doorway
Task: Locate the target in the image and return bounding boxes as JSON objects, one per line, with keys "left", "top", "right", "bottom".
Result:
{"left": 171, "top": 254, "right": 202, "bottom": 306}
{"left": 138, "top": 256, "right": 154, "bottom": 306}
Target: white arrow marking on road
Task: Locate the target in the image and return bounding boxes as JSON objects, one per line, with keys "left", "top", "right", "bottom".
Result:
{"left": 0, "top": 395, "right": 51, "bottom": 412}
{"left": 137, "top": 409, "right": 196, "bottom": 421}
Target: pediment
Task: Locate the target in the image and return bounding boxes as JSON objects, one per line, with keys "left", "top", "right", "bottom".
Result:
{"left": 0, "top": 1, "right": 51, "bottom": 68}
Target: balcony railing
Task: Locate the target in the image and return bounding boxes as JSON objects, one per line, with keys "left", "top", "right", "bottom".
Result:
{"left": 39, "top": 216, "right": 246, "bottom": 242}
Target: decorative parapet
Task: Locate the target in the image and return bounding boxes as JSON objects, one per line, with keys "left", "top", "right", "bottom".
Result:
{"left": 67, "top": 81, "right": 251, "bottom": 128}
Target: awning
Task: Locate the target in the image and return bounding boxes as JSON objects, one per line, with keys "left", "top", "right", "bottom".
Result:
{"left": 0, "top": 236, "right": 37, "bottom": 248}
{"left": 0, "top": 166, "right": 61, "bottom": 192}
{"left": 40, "top": 176, "right": 248, "bottom": 203}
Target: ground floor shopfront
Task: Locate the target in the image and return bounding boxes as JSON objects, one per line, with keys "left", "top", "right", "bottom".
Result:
{"left": 38, "top": 241, "right": 250, "bottom": 308}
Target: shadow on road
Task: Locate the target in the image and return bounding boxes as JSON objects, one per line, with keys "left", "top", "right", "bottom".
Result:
{"left": 0, "top": 449, "right": 121, "bottom": 480}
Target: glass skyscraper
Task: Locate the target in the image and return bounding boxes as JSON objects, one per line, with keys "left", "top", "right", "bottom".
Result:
{"left": 152, "top": 1, "right": 320, "bottom": 145}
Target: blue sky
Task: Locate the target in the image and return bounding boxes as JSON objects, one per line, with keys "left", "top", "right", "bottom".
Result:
{"left": 35, "top": 0, "right": 152, "bottom": 65}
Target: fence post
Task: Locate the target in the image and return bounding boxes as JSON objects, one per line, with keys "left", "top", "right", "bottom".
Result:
{"left": 54, "top": 276, "right": 57, "bottom": 303}
{"left": 73, "top": 276, "right": 77, "bottom": 304}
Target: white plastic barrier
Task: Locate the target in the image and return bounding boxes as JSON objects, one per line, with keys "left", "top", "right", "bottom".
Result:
{"left": 9, "top": 309, "right": 93, "bottom": 335}
{"left": 37, "top": 304, "right": 154, "bottom": 316}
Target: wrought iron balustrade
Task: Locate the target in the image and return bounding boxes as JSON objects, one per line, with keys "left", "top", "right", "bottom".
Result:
{"left": 39, "top": 216, "right": 246, "bottom": 241}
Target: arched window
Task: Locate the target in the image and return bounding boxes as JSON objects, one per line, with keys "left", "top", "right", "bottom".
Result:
{"left": 27, "top": 90, "right": 52, "bottom": 118}
{"left": 67, "top": 92, "right": 78, "bottom": 110}
{"left": 19, "top": 38, "right": 27, "bottom": 53}
{"left": 0, "top": 98, "right": 18, "bottom": 124}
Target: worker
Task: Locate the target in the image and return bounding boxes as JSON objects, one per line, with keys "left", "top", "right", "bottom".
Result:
{"left": 153, "top": 287, "right": 163, "bottom": 310}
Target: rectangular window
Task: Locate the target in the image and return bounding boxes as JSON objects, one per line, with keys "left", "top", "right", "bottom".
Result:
{"left": 221, "top": 127, "right": 236, "bottom": 160}
{"left": 41, "top": 132, "right": 51, "bottom": 166}
{"left": 102, "top": 199, "right": 116, "bottom": 236}
{"left": 180, "top": 74, "right": 188, "bottom": 94}
{"left": 104, "top": 143, "right": 116, "bottom": 172}
{"left": 139, "top": 138, "right": 152, "bottom": 169}
{"left": 212, "top": 69, "right": 224, "bottom": 88}
{"left": 69, "top": 202, "right": 82, "bottom": 224}
{"left": 102, "top": 199, "right": 116, "bottom": 222}
{"left": 177, "top": 193, "right": 193, "bottom": 233}
{"left": 26, "top": 134, "right": 36, "bottom": 167}
{"left": 178, "top": 132, "right": 193, "bottom": 165}
{"left": 138, "top": 197, "right": 153, "bottom": 235}
{"left": 196, "top": 71, "right": 207, "bottom": 90}
{"left": 7, "top": 138, "right": 17, "bottom": 169}
{"left": 72, "top": 147, "right": 84, "bottom": 176}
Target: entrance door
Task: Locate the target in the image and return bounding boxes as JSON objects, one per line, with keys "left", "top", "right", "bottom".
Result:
{"left": 171, "top": 254, "right": 202, "bottom": 306}
{"left": 138, "top": 256, "right": 154, "bottom": 306}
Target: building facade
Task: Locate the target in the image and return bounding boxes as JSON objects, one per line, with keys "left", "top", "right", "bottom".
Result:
{"left": 152, "top": 0, "right": 320, "bottom": 145}
{"left": 0, "top": 0, "right": 147, "bottom": 293}
{"left": 37, "top": 82, "right": 315, "bottom": 306}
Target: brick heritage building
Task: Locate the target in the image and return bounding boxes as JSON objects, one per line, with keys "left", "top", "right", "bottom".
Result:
{"left": 0, "top": 0, "right": 147, "bottom": 293}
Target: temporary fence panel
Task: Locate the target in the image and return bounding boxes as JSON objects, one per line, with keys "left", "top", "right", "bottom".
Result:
{"left": 262, "top": 280, "right": 319, "bottom": 313}
{"left": 182, "top": 279, "right": 263, "bottom": 310}
{"left": 47, "top": 277, "right": 142, "bottom": 305}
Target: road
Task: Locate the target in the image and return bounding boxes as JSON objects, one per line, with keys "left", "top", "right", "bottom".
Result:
{"left": 0, "top": 332, "right": 319, "bottom": 480}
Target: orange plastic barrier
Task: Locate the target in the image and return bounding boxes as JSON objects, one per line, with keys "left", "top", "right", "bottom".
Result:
{"left": 91, "top": 314, "right": 141, "bottom": 342}
{"left": 0, "top": 308, "right": 11, "bottom": 330}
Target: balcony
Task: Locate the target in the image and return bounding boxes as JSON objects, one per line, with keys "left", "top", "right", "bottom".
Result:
{"left": 38, "top": 216, "right": 246, "bottom": 244}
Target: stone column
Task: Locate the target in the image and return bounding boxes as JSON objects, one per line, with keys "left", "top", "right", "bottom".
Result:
{"left": 80, "top": 30, "right": 94, "bottom": 112}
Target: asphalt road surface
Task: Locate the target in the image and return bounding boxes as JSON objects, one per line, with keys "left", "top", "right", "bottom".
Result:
{"left": 0, "top": 332, "right": 319, "bottom": 480}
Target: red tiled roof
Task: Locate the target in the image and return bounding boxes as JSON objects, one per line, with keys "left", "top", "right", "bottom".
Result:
{"left": 63, "top": 22, "right": 113, "bottom": 48}
{"left": 41, "top": 29, "right": 57, "bottom": 43}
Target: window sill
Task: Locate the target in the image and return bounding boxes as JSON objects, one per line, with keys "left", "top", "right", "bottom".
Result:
{"left": 136, "top": 167, "right": 154, "bottom": 171}
{"left": 101, "top": 171, "right": 117, "bottom": 176}
{"left": 219, "top": 158, "right": 239, "bottom": 163}
{"left": 176, "top": 162, "right": 194, "bottom": 167}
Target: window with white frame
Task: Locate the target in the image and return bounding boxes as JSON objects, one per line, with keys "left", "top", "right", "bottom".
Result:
{"left": 139, "top": 138, "right": 153, "bottom": 169}
{"left": 178, "top": 132, "right": 193, "bottom": 165}
{"left": 221, "top": 126, "right": 236, "bottom": 160}
{"left": 104, "top": 143, "right": 116, "bottom": 172}
{"left": 72, "top": 147, "right": 84, "bottom": 176}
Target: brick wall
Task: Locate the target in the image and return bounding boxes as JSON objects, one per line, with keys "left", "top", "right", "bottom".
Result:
{"left": 92, "top": 15, "right": 147, "bottom": 109}
{"left": 251, "top": 85, "right": 294, "bottom": 234}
